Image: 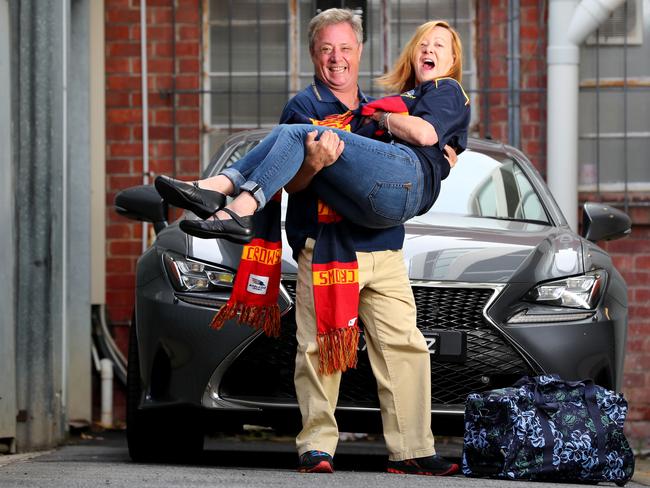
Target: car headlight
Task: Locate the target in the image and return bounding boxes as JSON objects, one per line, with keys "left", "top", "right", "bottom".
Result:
{"left": 162, "top": 251, "right": 235, "bottom": 292}
{"left": 506, "top": 270, "right": 606, "bottom": 324}
{"left": 525, "top": 270, "right": 606, "bottom": 310}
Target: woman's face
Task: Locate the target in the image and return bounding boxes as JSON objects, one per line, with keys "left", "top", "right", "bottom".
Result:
{"left": 412, "top": 26, "right": 455, "bottom": 85}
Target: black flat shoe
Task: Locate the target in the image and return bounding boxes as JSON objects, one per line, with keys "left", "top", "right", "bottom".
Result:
{"left": 179, "top": 208, "right": 254, "bottom": 244}
{"left": 154, "top": 175, "right": 226, "bottom": 219}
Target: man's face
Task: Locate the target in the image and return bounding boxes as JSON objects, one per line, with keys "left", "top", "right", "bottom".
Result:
{"left": 311, "top": 22, "right": 362, "bottom": 93}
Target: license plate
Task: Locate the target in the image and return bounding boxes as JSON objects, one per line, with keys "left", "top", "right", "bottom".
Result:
{"left": 425, "top": 330, "right": 467, "bottom": 363}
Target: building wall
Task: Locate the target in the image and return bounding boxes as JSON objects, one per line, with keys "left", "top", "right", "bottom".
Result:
{"left": 475, "top": 0, "right": 547, "bottom": 173}
{"left": 104, "top": 0, "right": 649, "bottom": 447}
{"left": 105, "top": 0, "right": 203, "bottom": 419}
{"left": 600, "top": 208, "right": 650, "bottom": 445}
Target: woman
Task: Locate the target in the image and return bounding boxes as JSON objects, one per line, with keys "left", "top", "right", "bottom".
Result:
{"left": 156, "top": 20, "right": 470, "bottom": 243}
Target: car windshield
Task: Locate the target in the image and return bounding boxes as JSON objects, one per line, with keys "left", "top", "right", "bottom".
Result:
{"left": 414, "top": 149, "right": 551, "bottom": 225}
{"left": 211, "top": 138, "right": 551, "bottom": 226}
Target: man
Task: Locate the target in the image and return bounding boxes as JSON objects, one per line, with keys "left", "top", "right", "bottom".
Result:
{"left": 280, "top": 8, "right": 459, "bottom": 476}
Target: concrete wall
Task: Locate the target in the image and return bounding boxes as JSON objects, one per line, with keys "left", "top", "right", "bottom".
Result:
{"left": 0, "top": 0, "right": 17, "bottom": 453}
{"left": 7, "top": 0, "right": 92, "bottom": 451}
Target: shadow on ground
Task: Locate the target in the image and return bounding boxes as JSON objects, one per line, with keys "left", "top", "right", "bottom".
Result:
{"left": 68, "top": 428, "right": 464, "bottom": 472}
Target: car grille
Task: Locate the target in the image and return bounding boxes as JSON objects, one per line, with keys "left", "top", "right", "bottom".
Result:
{"left": 220, "top": 281, "right": 535, "bottom": 408}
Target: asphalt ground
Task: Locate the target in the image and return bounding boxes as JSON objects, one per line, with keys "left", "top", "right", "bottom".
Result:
{"left": 0, "top": 430, "right": 647, "bottom": 488}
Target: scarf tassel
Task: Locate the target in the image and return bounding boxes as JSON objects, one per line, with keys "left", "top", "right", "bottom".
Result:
{"left": 317, "top": 327, "right": 360, "bottom": 375}
{"left": 210, "top": 302, "right": 281, "bottom": 338}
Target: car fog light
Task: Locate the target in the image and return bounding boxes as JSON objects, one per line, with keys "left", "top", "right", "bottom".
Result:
{"left": 163, "top": 251, "right": 235, "bottom": 292}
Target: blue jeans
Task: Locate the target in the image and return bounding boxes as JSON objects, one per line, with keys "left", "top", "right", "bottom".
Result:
{"left": 221, "top": 124, "right": 424, "bottom": 228}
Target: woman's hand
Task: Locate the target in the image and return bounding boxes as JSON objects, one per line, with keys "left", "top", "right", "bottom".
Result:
{"left": 370, "top": 110, "right": 385, "bottom": 123}
{"left": 443, "top": 145, "right": 458, "bottom": 168}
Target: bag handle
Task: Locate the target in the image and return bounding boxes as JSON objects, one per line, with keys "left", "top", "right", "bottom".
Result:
{"left": 583, "top": 380, "right": 607, "bottom": 469}
{"left": 517, "top": 375, "right": 607, "bottom": 473}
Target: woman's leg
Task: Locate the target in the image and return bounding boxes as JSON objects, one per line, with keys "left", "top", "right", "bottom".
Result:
{"left": 199, "top": 125, "right": 422, "bottom": 225}
{"left": 309, "top": 133, "right": 424, "bottom": 228}
{"left": 163, "top": 124, "right": 312, "bottom": 224}
{"left": 180, "top": 124, "right": 324, "bottom": 242}
{"left": 180, "top": 126, "right": 424, "bottom": 242}
{"left": 222, "top": 124, "right": 331, "bottom": 211}
{"left": 197, "top": 125, "right": 291, "bottom": 195}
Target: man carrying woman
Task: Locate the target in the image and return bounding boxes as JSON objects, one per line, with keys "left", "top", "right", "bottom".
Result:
{"left": 156, "top": 9, "right": 467, "bottom": 476}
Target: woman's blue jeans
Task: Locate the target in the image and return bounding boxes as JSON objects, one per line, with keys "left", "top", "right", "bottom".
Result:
{"left": 220, "top": 124, "right": 424, "bottom": 229}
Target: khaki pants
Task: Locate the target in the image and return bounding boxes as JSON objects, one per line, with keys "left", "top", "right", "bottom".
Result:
{"left": 294, "top": 239, "right": 436, "bottom": 461}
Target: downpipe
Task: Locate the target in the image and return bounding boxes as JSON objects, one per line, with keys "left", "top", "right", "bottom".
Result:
{"left": 100, "top": 358, "right": 114, "bottom": 428}
{"left": 92, "top": 344, "right": 115, "bottom": 428}
{"left": 546, "top": 0, "right": 625, "bottom": 230}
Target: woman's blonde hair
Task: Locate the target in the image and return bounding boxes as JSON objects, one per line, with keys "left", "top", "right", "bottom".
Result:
{"left": 376, "top": 20, "right": 463, "bottom": 94}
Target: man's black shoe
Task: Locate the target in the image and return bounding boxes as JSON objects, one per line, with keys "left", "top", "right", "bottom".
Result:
{"left": 154, "top": 175, "right": 226, "bottom": 219}
{"left": 298, "top": 450, "right": 334, "bottom": 473}
{"left": 179, "top": 208, "right": 254, "bottom": 244}
{"left": 387, "top": 454, "right": 459, "bottom": 476}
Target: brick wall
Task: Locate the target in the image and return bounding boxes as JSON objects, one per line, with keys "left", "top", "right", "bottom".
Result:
{"left": 105, "top": 0, "right": 202, "bottom": 420}
{"left": 476, "top": 0, "right": 547, "bottom": 174}
{"left": 598, "top": 199, "right": 650, "bottom": 449}
{"left": 477, "top": 0, "right": 649, "bottom": 450}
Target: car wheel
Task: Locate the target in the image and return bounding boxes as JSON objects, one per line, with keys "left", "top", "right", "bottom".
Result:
{"left": 126, "top": 313, "right": 204, "bottom": 463}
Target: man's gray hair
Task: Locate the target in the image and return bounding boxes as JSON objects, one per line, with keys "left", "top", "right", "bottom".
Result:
{"left": 308, "top": 8, "right": 363, "bottom": 52}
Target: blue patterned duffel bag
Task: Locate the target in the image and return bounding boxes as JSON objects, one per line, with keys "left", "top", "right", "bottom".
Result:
{"left": 462, "top": 375, "right": 635, "bottom": 485}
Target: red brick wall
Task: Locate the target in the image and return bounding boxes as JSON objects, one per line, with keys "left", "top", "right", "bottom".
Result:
{"left": 598, "top": 200, "right": 650, "bottom": 448}
{"left": 477, "top": 0, "right": 649, "bottom": 450}
{"left": 105, "top": 0, "right": 203, "bottom": 420}
{"left": 105, "top": 0, "right": 201, "bottom": 323}
{"left": 475, "top": 0, "right": 547, "bottom": 174}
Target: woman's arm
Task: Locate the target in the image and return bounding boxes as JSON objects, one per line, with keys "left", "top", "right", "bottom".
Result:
{"left": 371, "top": 111, "right": 438, "bottom": 146}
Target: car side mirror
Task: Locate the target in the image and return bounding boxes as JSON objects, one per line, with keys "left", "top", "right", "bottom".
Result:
{"left": 114, "top": 185, "right": 168, "bottom": 233}
{"left": 581, "top": 202, "right": 631, "bottom": 242}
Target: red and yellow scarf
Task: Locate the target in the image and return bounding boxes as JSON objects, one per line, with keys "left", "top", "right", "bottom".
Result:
{"left": 210, "top": 112, "right": 363, "bottom": 375}
{"left": 209, "top": 192, "right": 283, "bottom": 338}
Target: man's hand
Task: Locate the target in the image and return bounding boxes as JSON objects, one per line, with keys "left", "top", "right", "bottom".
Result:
{"left": 443, "top": 144, "right": 458, "bottom": 168}
{"left": 284, "top": 130, "right": 345, "bottom": 193}
{"left": 305, "top": 129, "right": 345, "bottom": 170}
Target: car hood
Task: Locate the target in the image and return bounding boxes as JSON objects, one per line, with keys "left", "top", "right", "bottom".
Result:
{"left": 178, "top": 214, "right": 584, "bottom": 285}
{"left": 402, "top": 214, "right": 584, "bottom": 283}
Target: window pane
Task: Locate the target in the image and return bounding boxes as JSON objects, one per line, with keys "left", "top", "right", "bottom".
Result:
{"left": 210, "top": 25, "right": 230, "bottom": 73}
{"left": 580, "top": 137, "right": 650, "bottom": 188}
{"left": 210, "top": 76, "right": 288, "bottom": 126}
{"left": 210, "top": 0, "right": 287, "bottom": 21}
{"left": 210, "top": 21, "right": 287, "bottom": 74}
{"left": 579, "top": 90, "right": 649, "bottom": 135}
{"left": 299, "top": 0, "right": 315, "bottom": 76}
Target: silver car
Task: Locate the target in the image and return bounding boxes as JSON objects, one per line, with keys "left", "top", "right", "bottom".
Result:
{"left": 115, "top": 130, "right": 631, "bottom": 462}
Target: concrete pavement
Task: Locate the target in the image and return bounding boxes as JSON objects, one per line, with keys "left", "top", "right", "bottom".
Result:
{"left": 0, "top": 430, "right": 647, "bottom": 487}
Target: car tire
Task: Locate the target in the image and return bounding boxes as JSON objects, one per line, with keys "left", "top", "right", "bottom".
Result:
{"left": 126, "top": 313, "right": 204, "bottom": 463}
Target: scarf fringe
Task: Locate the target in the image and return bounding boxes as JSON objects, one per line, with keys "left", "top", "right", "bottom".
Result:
{"left": 210, "top": 302, "right": 281, "bottom": 338}
{"left": 317, "top": 327, "right": 360, "bottom": 375}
